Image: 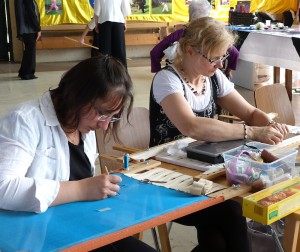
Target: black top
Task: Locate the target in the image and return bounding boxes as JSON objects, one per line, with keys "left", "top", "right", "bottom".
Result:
{"left": 14, "top": 0, "right": 41, "bottom": 38}
{"left": 69, "top": 138, "right": 92, "bottom": 181}
{"left": 149, "top": 65, "right": 219, "bottom": 147}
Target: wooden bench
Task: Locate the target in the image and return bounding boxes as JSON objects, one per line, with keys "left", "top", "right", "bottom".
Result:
{"left": 37, "top": 22, "right": 173, "bottom": 49}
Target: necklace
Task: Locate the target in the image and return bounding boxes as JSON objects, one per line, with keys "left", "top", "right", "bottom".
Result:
{"left": 180, "top": 68, "right": 206, "bottom": 96}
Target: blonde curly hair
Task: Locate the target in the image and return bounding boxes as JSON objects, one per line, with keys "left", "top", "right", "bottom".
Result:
{"left": 174, "top": 17, "right": 237, "bottom": 64}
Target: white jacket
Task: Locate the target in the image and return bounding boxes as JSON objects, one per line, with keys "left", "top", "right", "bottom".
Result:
{"left": 0, "top": 91, "right": 97, "bottom": 213}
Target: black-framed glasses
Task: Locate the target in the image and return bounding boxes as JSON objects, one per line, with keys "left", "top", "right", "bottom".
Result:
{"left": 94, "top": 107, "right": 121, "bottom": 123}
{"left": 195, "top": 50, "right": 230, "bottom": 65}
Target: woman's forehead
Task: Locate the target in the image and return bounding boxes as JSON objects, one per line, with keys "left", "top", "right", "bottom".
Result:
{"left": 207, "top": 46, "right": 228, "bottom": 57}
{"left": 94, "top": 97, "right": 123, "bottom": 113}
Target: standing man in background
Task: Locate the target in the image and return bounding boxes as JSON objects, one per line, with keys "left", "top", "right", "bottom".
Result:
{"left": 14, "top": 0, "right": 41, "bottom": 80}
{"left": 94, "top": 0, "right": 131, "bottom": 68}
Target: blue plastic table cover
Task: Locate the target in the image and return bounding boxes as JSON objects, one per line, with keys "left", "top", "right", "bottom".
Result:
{"left": 0, "top": 173, "right": 210, "bottom": 251}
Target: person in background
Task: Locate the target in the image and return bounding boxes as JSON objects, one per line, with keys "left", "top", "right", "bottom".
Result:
{"left": 79, "top": 17, "right": 100, "bottom": 57}
{"left": 149, "top": 17, "right": 289, "bottom": 252}
{"left": 0, "top": 55, "right": 156, "bottom": 252}
{"left": 138, "top": 0, "right": 146, "bottom": 13}
{"left": 47, "top": 0, "right": 59, "bottom": 13}
{"left": 14, "top": 0, "right": 41, "bottom": 80}
{"left": 254, "top": 10, "right": 296, "bottom": 27}
{"left": 94, "top": 0, "right": 131, "bottom": 68}
{"left": 150, "top": 0, "right": 239, "bottom": 80}
{"left": 161, "top": 2, "right": 169, "bottom": 13}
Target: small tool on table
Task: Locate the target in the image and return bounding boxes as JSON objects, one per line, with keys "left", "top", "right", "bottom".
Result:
{"left": 141, "top": 179, "right": 167, "bottom": 184}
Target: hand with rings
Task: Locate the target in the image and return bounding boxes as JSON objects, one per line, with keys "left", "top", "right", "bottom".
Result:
{"left": 251, "top": 123, "right": 289, "bottom": 145}
{"left": 267, "top": 120, "right": 289, "bottom": 137}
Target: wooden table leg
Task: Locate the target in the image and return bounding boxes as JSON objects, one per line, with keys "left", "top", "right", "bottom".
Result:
{"left": 282, "top": 210, "right": 300, "bottom": 252}
{"left": 273, "top": 67, "right": 292, "bottom": 101}
{"left": 285, "top": 69, "right": 293, "bottom": 101}
{"left": 157, "top": 223, "right": 172, "bottom": 252}
{"left": 274, "top": 66, "right": 280, "bottom": 83}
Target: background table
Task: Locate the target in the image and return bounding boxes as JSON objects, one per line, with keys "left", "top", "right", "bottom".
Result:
{"left": 231, "top": 27, "right": 300, "bottom": 100}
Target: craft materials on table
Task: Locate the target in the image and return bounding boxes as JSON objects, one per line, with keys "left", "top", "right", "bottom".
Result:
{"left": 124, "top": 167, "right": 227, "bottom": 196}
{"left": 243, "top": 177, "right": 300, "bottom": 225}
{"left": 123, "top": 153, "right": 130, "bottom": 170}
{"left": 154, "top": 140, "right": 225, "bottom": 172}
{"left": 224, "top": 142, "right": 298, "bottom": 190}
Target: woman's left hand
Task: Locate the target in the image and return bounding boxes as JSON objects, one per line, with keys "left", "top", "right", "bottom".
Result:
{"left": 268, "top": 121, "right": 289, "bottom": 137}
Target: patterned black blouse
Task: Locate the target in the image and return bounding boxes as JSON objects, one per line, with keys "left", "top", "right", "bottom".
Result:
{"left": 149, "top": 66, "right": 220, "bottom": 147}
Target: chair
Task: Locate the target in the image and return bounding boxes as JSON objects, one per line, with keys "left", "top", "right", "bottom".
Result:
{"left": 95, "top": 107, "right": 171, "bottom": 252}
{"left": 95, "top": 106, "right": 150, "bottom": 172}
{"left": 255, "top": 84, "right": 300, "bottom": 251}
{"left": 254, "top": 83, "right": 295, "bottom": 125}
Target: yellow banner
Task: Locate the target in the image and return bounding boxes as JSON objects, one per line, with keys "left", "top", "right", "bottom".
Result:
{"left": 38, "top": 0, "right": 94, "bottom": 26}
{"left": 38, "top": 0, "right": 241, "bottom": 26}
{"left": 250, "top": 0, "right": 298, "bottom": 13}
{"left": 127, "top": 0, "right": 189, "bottom": 23}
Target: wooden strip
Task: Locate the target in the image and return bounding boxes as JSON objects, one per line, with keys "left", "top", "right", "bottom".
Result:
{"left": 209, "top": 184, "right": 251, "bottom": 201}
{"left": 64, "top": 36, "right": 99, "bottom": 49}
{"left": 37, "top": 36, "right": 88, "bottom": 49}
{"left": 126, "top": 33, "right": 159, "bottom": 45}
{"left": 129, "top": 138, "right": 196, "bottom": 161}
{"left": 268, "top": 135, "right": 300, "bottom": 154}
{"left": 37, "top": 33, "right": 159, "bottom": 49}
{"left": 121, "top": 159, "right": 162, "bottom": 174}
{"left": 194, "top": 166, "right": 226, "bottom": 181}
{"left": 113, "top": 144, "right": 143, "bottom": 154}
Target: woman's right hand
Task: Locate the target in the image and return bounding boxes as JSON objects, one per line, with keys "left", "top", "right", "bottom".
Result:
{"left": 51, "top": 174, "right": 122, "bottom": 207}
{"left": 81, "top": 174, "right": 122, "bottom": 200}
{"left": 79, "top": 38, "right": 85, "bottom": 44}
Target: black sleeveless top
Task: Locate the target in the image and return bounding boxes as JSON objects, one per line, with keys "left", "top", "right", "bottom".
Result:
{"left": 149, "top": 66, "right": 220, "bottom": 147}
{"left": 69, "top": 138, "right": 93, "bottom": 181}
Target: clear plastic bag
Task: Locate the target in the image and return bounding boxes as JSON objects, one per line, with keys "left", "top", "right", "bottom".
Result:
{"left": 247, "top": 220, "right": 285, "bottom": 252}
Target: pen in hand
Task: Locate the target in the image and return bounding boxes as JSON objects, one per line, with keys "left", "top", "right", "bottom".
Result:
{"left": 104, "top": 165, "right": 109, "bottom": 175}
{"left": 105, "top": 166, "right": 121, "bottom": 195}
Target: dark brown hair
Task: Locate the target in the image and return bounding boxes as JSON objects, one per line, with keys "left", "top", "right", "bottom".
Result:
{"left": 50, "top": 55, "right": 133, "bottom": 140}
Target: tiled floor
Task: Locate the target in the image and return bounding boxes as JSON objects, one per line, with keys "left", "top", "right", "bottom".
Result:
{"left": 0, "top": 58, "right": 300, "bottom": 251}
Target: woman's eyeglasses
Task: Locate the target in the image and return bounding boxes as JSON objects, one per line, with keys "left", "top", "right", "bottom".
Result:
{"left": 195, "top": 49, "right": 229, "bottom": 65}
{"left": 94, "top": 107, "right": 121, "bottom": 123}
{"left": 98, "top": 114, "right": 121, "bottom": 123}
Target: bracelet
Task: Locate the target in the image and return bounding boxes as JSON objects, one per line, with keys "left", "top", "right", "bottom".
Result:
{"left": 242, "top": 123, "right": 248, "bottom": 140}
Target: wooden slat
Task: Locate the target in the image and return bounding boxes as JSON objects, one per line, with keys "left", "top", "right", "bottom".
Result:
{"left": 41, "top": 24, "right": 86, "bottom": 31}
{"left": 126, "top": 33, "right": 159, "bottom": 45}
{"left": 37, "top": 33, "right": 159, "bottom": 49}
{"left": 37, "top": 22, "right": 165, "bottom": 49}
{"left": 37, "top": 36, "right": 89, "bottom": 49}
{"left": 41, "top": 22, "right": 168, "bottom": 31}
{"left": 127, "top": 22, "right": 168, "bottom": 29}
